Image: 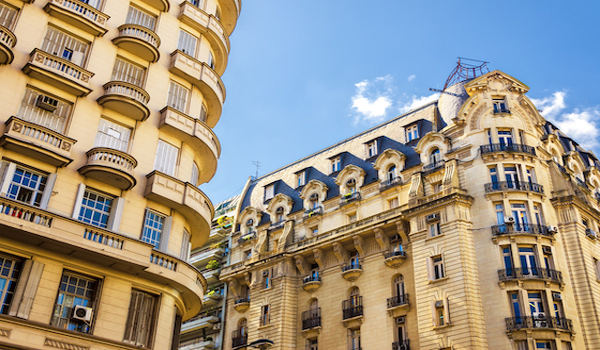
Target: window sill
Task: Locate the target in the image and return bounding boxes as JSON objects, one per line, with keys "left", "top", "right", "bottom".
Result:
{"left": 425, "top": 233, "right": 445, "bottom": 242}
{"left": 428, "top": 276, "right": 449, "bottom": 284}
{"left": 433, "top": 322, "right": 452, "bottom": 330}
{"left": 258, "top": 324, "right": 272, "bottom": 330}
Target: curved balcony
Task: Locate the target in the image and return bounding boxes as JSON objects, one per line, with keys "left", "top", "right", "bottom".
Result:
{"left": 342, "top": 297, "right": 363, "bottom": 320}
{"left": 341, "top": 263, "right": 362, "bottom": 281}
{"left": 139, "top": 0, "right": 169, "bottom": 12}
{"left": 480, "top": 143, "right": 536, "bottom": 157}
{"left": 492, "top": 223, "right": 555, "bottom": 239}
{"left": 145, "top": 171, "right": 214, "bottom": 249}
{"left": 169, "top": 50, "right": 225, "bottom": 127}
{"left": 387, "top": 293, "right": 409, "bottom": 310}
{"left": 384, "top": 251, "right": 406, "bottom": 268}
{"left": 113, "top": 24, "right": 160, "bottom": 62}
{"left": 97, "top": 81, "right": 150, "bottom": 121}
{"left": 178, "top": 2, "right": 229, "bottom": 75}
{"left": 219, "top": 0, "right": 241, "bottom": 36}
{"left": 233, "top": 297, "right": 250, "bottom": 313}
{"left": 498, "top": 268, "right": 563, "bottom": 285}
{"left": 78, "top": 147, "right": 137, "bottom": 190}
{"left": 484, "top": 181, "right": 544, "bottom": 194}
{"left": 159, "top": 107, "right": 220, "bottom": 183}
{"left": 303, "top": 206, "right": 323, "bottom": 220}
{"left": 0, "top": 25, "right": 16, "bottom": 65}
{"left": 22, "top": 49, "right": 93, "bottom": 96}
{"left": 44, "top": 0, "right": 109, "bottom": 37}
{"left": 380, "top": 176, "right": 402, "bottom": 192}
{"left": 301, "top": 308, "right": 321, "bottom": 331}
{"left": 340, "top": 192, "right": 361, "bottom": 207}
{"left": 505, "top": 316, "right": 573, "bottom": 333}
{"left": 302, "top": 275, "right": 322, "bottom": 292}
{"left": 0, "top": 117, "right": 76, "bottom": 167}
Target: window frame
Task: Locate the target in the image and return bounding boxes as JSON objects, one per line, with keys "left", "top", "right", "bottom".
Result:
{"left": 406, "top": 125, "right": 419, "bottom": 142}
{"left": 78, "top": 188, "right": 114, "bottom": 229}
{"left": 50, "top": 270, "right": 100, "bottom": 334}
{"left": 260, "top": 304, "right": 270, "bottom": 327}
{"left": 123, "top": 289, "right": 159, "bottom": 348}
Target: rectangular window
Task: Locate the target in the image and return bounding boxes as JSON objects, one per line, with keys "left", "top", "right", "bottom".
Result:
{"left": 429, "top": 222, "right": 441, "bottom": 237}
{"left": 406, "top": 125, "right": 419, "bottom": 141}
{"left": 366, "top": 140, "right": 377, "bottom": 158}
{"left": 0, "top": 2, "right": 17, "bottom": 28}
{"left": 111, "top": 58, "right": 145, "bottom": 87}
{"left": 7, "top": 167, "right": 47, "bottom": 207}
{"left": 595, "top": 258, "right": 600, "bottom": 280}
{"left": 388, "top": 197, "right": 399, "bottom": 209}
{"left": 348, "top": 328, "right": 361, "bottom": 350}
{"left": 180, "top": 229, "right": 190, "bottom": 261}
{"left": 348, "top": 213, "right": 357, "bottom": 223}
{"left": 493, "top": 98, "right": 509, "bottom": 113}
{"left": 265, "top": 184, "right": 274, "bottom": 201}
{"left": 207, "top": 51, "right": 214, "bottom": 69}
{"left": 126, "top": 6, "right": 156, "bottom": 30}
{"left": 297, "top": 171, "right": 306, "bottom": 187}
{"left": 306, "top": 338, "right": 318, "bottom": 350}
{"left": 17, "top": 88, "right": 71, "bottom": 133}
{"left": 311, "top": 226, "right": 318, "bottom": 235}
{"left": 436, "top": 303, "right": 445, "bottom": 326}
{"left": 0, "top": 253, "right": 22, "bottom": 315}
{"left": 94, "top": 118, "right": 132, "bottom": 152}
{"left": 141, "top": 210, "right": 165, "bottom": 249}
{"left": 260, "top": 305, "right": 270, "bottom": 326}
{"left": 124, "top": 290, "right": 158, "bottom": 347}
{"left": 199, "top": 104, "right": 207, "bottom": 122}
{"left": 262, "top": 269, "right": 273, "bottom": 289}
{"left": 431, "top": 255, "right": 445, "bottom": 280}
{"left": 177, "top": 30, "right": 197, "bottom": 56}
{"left": 167, "top": 81, "right": 189, "bottom": 113}
{"left": 433, "top": 298, "right": 450, "bottom": 327}
{"left": 191, "top": 162, "right": 199, "bottom": 186}
{"left": 332, "top": 157, "right": 341, "bottom": 172}
{"left": 50, "top": 271, "right": 98, "bottom": 333}
{"left": 154, "top": 140, "right": 179, "bottom": 177}
{"left": 244, "top": 250, "right": 251, "bottom": 260}
{"left": 78, "top": 189, "right": 113, "bottom": 228}
{"left": 41, "top": 27, "right": 88, "bottom": 66}
{"left": 190, "top": 0, "right": 204, "bottom": 9}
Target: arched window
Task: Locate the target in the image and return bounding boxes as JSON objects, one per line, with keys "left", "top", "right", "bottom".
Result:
{"left": 346, "top": 178, "right": 357, "bottom": 193}
{"left": 393, "top": 275, "right": 405, "bottom": 297}
{"left": 276, "top": 207, "right": 284, "bottom": 222}
{"left": 349, "top": 287, "right": 360, "bottom": 306}
{"left": 238, "top": 318, "right": 247, "bottom": 335}
{"left": 310, "top": 193, "right": 319, "bottom": 209}
{"left": 310, "top": 298, "right": 319, "bottom": 310}
{"left": 349, "top": 252, "right": 360, "bottom": 269}
{"left": 430, "top": 148, "right": 441, "bottom": 164}
{"left": 245, "top": 219, "right": 254, "bottom": 234}
{"left": 387, "top": 165, "right": 397, "bottom": 182}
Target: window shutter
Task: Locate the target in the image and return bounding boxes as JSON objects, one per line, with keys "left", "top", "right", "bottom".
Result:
{"left": 0, "top": 3, "right": 17, "bottom": 28}
{"left": 159, "top": 216, "right": 173, "bottom": 252}
{"left": 8, "top": 259, "right": 45, "bottom": 319}
{"left": 39, "top": 173, "right": 57, "bottom": 210}
{"left": 180, "top": 229, "right": 190, "bottom": 260}
{"left": 107, "top": 197, "right": 125, "bottom": 232}
{"left": 443, "top": 297, "right": 450, "bottom": 324}
{"left": 170, "top": 313, "right": 183, "bottom": 350}
{"left": 0, "top": 162, "right": 15, "bottom": 196}
{"left": 72, "top": 183, "right": 86, "bottom": 219}
{"left": 177, "top": 30, "right": 197, "bottom": 57}
{"left": 426, "top": 257, "right": 433, "bottom": 281}
{"left": 191, "top": 162, "right": 199, "bottom": 186}
{"left": 154, "top": 140, "right": 179, "bottom": 177}
{"left": 431, "top": 300, "right": 437, "bottom": 326}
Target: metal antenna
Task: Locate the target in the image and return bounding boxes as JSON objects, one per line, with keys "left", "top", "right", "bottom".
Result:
{"left": 252, "top": 160, "right": 261, "bottom": 179}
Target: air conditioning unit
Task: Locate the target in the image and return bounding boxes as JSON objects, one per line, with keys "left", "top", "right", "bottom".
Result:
{"left": 213, "top": 323, "right": 222, "bottom": 330}
{"left": 552, "top": 293, "right": 562, "bottom": 300}
{"left": 504, "top": 216, "right": 516, "bottom": 224}
{"left": 547, "top": 225, "right": 558, "bottom": 234}
{"left": 542, "top": 246, "right": 552, "bottom": 254}
{"left": 435, "top": 300, "right": 443, "bottom": 308}
{"left": 396, "top": 316, "right": 405, "bottom": 324}
{"left": 426, "top": 213, "right": 439, "bottom": 222}
{"left": 586, "top": 229, "right": 597, "bottom": 239}
{"left": 36, "top": 95, "right": 58, "bottom": 112}
{"left": 532, "top": 312, "right": 548, "bottom": 328}
{"left": 72, "top": 305, "right": 93, "bottom": 322}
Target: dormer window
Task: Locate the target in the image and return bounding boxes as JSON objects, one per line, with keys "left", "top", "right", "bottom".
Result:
{"left": 245, "top": 219, "right": 254, "bottom": 233}
{"left": 387, "top": 165, "right": 397, "bottom": 181}
{"left": 493, "top": 97, "right": 509, "bottom": 114}
{"left": 430, "top": 149, "right": 441, "bottom": 165}
{"left": 366, "top": 140, "right": 378, "bottom": 158}
{"left": 310, "top": 193, "right": 319, "bottom": 208}
{"left": 406, "top": 125, "right": 419, "bottom": 142}
{"left": 265, "top": 184, "right": 274, "bottom": 201}
{"left": 332, "top": 157, "right": 341, "bottom": 173}
{"left": 275, "top": 207, "right": 284, "bottom": 222}
{"left": 297, "top": 171, "right": 306, "bottom": 187}
{"left": 346, "top": 178, "right": 357, "bottom": 193}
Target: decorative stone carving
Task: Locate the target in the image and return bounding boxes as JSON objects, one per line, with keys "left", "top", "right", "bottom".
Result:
{"left": 294, "top": 255, "right": 309, "bottom": 275}
{"left": 313, "top": 248, "right": 324, "bottom": 270}
{"left": 353, "top": 235, "right": 365, "bottom": 257}
{"left": 332, "top": 242, "right": 348, "bottom": 264}
{"left": 277, "top": 220, "right": 294, "bottom": 253}
{"left": 374, "top": 228, "right": 389, "bottom": 250}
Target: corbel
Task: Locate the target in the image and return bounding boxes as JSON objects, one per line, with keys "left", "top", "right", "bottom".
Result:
{"left": 313, "top": 248, "right": 324, "bottom": 270}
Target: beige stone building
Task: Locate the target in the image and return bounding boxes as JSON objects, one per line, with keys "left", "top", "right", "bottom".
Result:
{"left": 220, "top": 69, "right": 600, "bottom": 350}
{"left": 0, "top": 0, "right": 240, "bottom": 348}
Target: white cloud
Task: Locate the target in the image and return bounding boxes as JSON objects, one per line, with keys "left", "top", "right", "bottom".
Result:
{"left": 407, "top": 75, "right": 416, "bottom": 82}
{"left": 350, "top": 75, "right": 394, "bottom": 124}
{"left": 532, "top": 91, "right": 600, "bottom": 150}
{"left": 398, "top": 93, "right": 439, "bottom": 114}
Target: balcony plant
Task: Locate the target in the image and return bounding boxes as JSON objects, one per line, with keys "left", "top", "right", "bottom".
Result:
{"left": 206, "top": 259, "right": 221, "bottom": 270}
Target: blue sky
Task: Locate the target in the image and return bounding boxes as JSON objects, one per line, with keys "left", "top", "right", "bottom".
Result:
{"left": 203, "top": 1, "right": 600, "bottom": 204}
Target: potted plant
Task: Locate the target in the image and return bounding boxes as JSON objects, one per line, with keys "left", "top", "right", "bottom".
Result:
{"left": 207, "top": 259, "right": 221, "bottom": 270}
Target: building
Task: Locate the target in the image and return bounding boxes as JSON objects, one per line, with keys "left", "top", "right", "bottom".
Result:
{"left": 181, "top": 195, "right": 241, "bottom": 350}
{"left": 0, "top": 0, "right": 240, "bottom": 349}
{"left": 220, "top": 67, "right": 600, "bottom": 350}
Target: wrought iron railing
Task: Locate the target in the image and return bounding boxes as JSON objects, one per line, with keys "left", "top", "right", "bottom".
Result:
{"left": 303, "top": 206, "right": 323, "bottom": 219}
{"left": 340, "top": 192, "right": 361, "bottom": 206}
{"left": 491, "top": 224, "right": 553, "bottom": 237}
{"left": 498, "top": 268, "right": 563, "bottom": 284}
{"left": 342, "top": 263, "right": 361, "bottom": 272}
{"left": 422, "top": 160, "right": 445, "bottom": 172}
{"left": 392, "top": 340, "right": 410, "bottom": 350}
{"left": 301, "top": 307, "right": 321, "bottom": 330}
{"left": 303, "top": 275, "right": 321, "bottom": 284}
{"left": 480, "top": 143, "right": 536, "bottom": 156}
{"left": 484, "top": 181, "right": 543, "bottom": 194}
{"left": 235, "top": 297, "right": 250, "bottom": 305}
{"left": 231, "top": 329, "right": 247, "bottom": 348}
{"left": 380, "top": 177, "right": 402, "bottom": 191}
{"left": 505, "top": 316, "right": 573, "bottom": 332}
{"left": 342, "top": 297, "right": 363, "bottom": 320}
{"left": 384, "top": 251, "right": 406, "bottom": 259}
{"left": 238, "top": 232, "right": 256, "bottom": 244}
{"left": 387, "top": 293, "right": 409, "bottom": 308}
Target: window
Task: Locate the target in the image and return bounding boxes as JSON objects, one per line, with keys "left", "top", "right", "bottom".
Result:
{"left": 311, "top": 226, "right": 318, "bottom": 235}
{"left": 519, "top": 246, "right": 538, "bottom": 276}
{"left": 141, "top": 210, "right": 166, "bottom": 249}
{"left": 349, "top": 253, "right": 360, "bottom": 269}
{"left": 111, "top": 58, "right": 145, "bottom": 87}
{"left": 199, "top": 104, "right": 207, "bottom": 122}
{"left": 535, "top": 341, "right": 552, "bottom": 349}
{"left": 78, "top": 189, "right": 113, "bottom": 228}
{"left": 429, "top": 221, "right": 441, "bottom": 237}
{"left": 260, "top": 305, "right": 270, "bottom": 326}
{"left": 79, "top": 0, "right": 101, "bottom": 9}
{"left": 51, "top": 271, "right": 98, "bottom": 333}
{"left": 433, "top": 298, "right": 450, "bottom": 327}
{"left": 181, "top": 229, "right": 190, "bottom": 261}
{"left": 306, "top": 338, "right": 318, "bottom": 350}
{"left": 332, "top": 157, "right": 341, "bottom": 172}
{"left": 388, "top": 197, "right": 399, "bottom": 209}
{"left": 126, "top": 6, "right": 156, "bottom": 30}
{"left": 17, "top": 88, "right": 72, "bottom": 133}
{"left": 511, "top": 203, "right": 529, "bottom": 228}
{"left": 0, "top": 2, "right": 17, "bottom": 29}
{"left": 94, "top": 118, "right": 131, "bottom": 152}
{"left": 431, "top": 255, "right": 445, "bottom": 280}
{"left": 154, "top": 140, "right": 179, "bottom": 177}
{"left": 493, "top": 97, "right": 508, "bottom": 113}
{"left": 509, "top": 291, "right": 522, "bottom": 320}
{"left": 366, "top": 140, "right": 377, "bottom": 158}
{"left": 207, "top": 51, "right": 214, "bottom": 69}
{"left": 495, "top": 203, "right": 505, "bottom": 225}
{"left": 124, "top": 290, "right": 158, "bottom": 347}
{"left": 275, "top": 207, "right": 284, "bottom": 222}
{"left": 177, "top": 30, "right": 197, "bottom": 56}
{"left": 406, "top": 125, "right": 419, "bottom": 141}
{"left": 348, "top": 212, "right": 357, "bottom": 223}
{"left": 189, "top": 0, "right": 203, "bottom": 8}
{"left": 244, "top": 250, "right": 251, "bottom": 260}
{"left": 191, "top": 162, "right": 199, "bottom": 186}
{"left": 528, "top": 291, "right": 545, "bottom": 316}
{"left": 346, "top": 178, "right": 357, "bottom": 193}
{"left": 167, "top": 81, "right": 189, "bottom": 113}
{"left": 214, "top": 6, "right": 221, "bottom": 20}
{"left": 502, "top": 246, "right": 513, "bottom": 275}
{"left": 0, "top": 253, "right": 21, "bottom": 315}
{"left": 429, "top": 148, "right": 441, "bottom": 164}
{"left": 297, "top": 171, "right": 306, "bottom": 187}
{"left": 395, "top": 316, "right": 406, "bottom": 346}
{"left": 387, "top": 165, "right": 397, "bottom": 182}
{"left": 41, "top": 27, "right": 88, "bottom": 66}
{"left": 348, "top": 328, "right": 361, "bottom": 350}
{"left": 6, "top": 166, "right": 47, "bottom": 207}
{"left": 498, "top": 130, "right": 513, "bottom": 145}
{"left": 264, "top": 184, "right": 274, "bottom": 201}
{"left": 435, "top": 302, "right": 445, "bottom": 326}
{"left": 432, "top": 182, "right": 442, "bottom": 193}
{"left": 595, "top": 258, "right": 600, "bottom": 280}
{"left": 309, "top": 193, "right": 319, "bottom": 209}
{"left": 262, "top": 268, "right": 274, "bottom": 289}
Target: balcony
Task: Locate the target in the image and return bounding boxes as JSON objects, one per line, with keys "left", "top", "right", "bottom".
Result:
{"left": 139, "top": 0, "right": 169, "bottom": 12}
{"left": 342, "top": 263, "right": 362, "bottom": 281}
{"left": 340, "top": 192, "right": 361, "bottom": 207}
{"left": 380, "top": 176, "right": 402, "bottom": 192}
{"left": 169, "top": 50, "right": 225, "bottom": 127}
{"left": 233, "top": 297, "right": 250, "bottom": 313}
{"left": 480, "top": 143, "right": 536, "bottom": 156}
{"left": 301, "top": 307, "right": 321, "bottom": 331}
{"left": 201, "top": 268, "right": 221, "bottom": 284}
{"left": 78, "top": 147, "right": 137, "bottom": 190}
{"left": 22, "top": 49, "right": 93, "bottom": 96}
{"left": 384, "top": 251, "right": 407, "bottom": 268}
{"left": 44, "top": 0, "right": 109, "bottom": 36}
{"left": 302, "top": 275, "right": 322, "bottom": 293}
{"left": 145, "top": 171, "right": 214, "bottom": 249}
{"left": 505, "top": 316, "right": 573, "bottom": 333}
{"left": 113, "top": 24, "right": 160, "bottom": 62}
{"left": 219, "top": 0, "right": 241, "bottom": 36}
{"left": 484, "top": 181, "right": 544, "bottom": 194}
{"left": 181, "top": 312, "right": 220, "bottom": 332}
{"left": 97, "top": 81, "right": 150, "bottom": 121}
{"left": 178, "top": 2, "right": 229, "bottom": 74}
{"left": 238, "top": 232, "right": 256, "bottom": 244}
{"left": 232, "top": 329, "right": 247, "bottom": 349}
{"left": 422, "top": 160, "right": 445, "bottom": 173}
{"left": 387, "top": 293, "right": 409, "bottom": 310}
{"left": 202, "top": 292, "right": 222, "bottom": 306}
{"left": 0, "top": 25, "right": 16, "bottom": 65}
{"left": 190, "top": 246, "right": 224, "bottom": 266}
{"left": 342, "top": 297, "right": 363, "bottom": 320}
{"left": 498, "top": 268, "right": 563, "bottom": 285}
{"left": 492, "top": 224, "right": 554, "bottom": 238}
{"left": 0, "top": 117, "right": 76, "bottom": 167}
{"left": 179, "top": 340, "right": 216, "bottom": 350}
{"left": 303, "top": 206, "right": 323, "bottom": 220}
{"left": 392, "top": 340, "right": 410, "bottom": 350}
{"left": 159, "top": 107, "right": 220, "bottom": 183}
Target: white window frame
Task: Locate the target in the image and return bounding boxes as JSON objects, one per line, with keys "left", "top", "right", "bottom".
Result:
{"left": 297, "top": 171, "right": 306, "bottom": 187}
{"left": 154, "top": 140, "right": 179, "bottom": 177}
{"left": 71, "top": 184, "right": 123, "bottom": 231}
{"left": 126, "top": 6, "right": 156, "bottom": 30}
{"left": 260, "top": 304, "right": 270, "bottom": 326}
{"left": 332, "top": 157, "right": 341, "bottom": 172}
{"left": 0, "top": 163, "right": 55, "bottom": 209}
{"left": 406, "top": 125, "right": 418, "bottom": 142}
{"left": 177, "top": 29, "right": 197, "bottom": 57}
{"left": 141, "top": 209, "right": 172, "bottom": 251}
{"left": 17, "top": 88, "right": 72, "bottom": 133}
{"left": 429, "top": 255, "right": 445, "bottom": 281}
{"left": 167, "top": 81, "right": 190, "bottom": 113}
{"left": 366, "top": 140, "right": 377, "bottom": 158}
{"left": 265, "top": 184, "right": 274, "bottom": 201}
{"left": 112, "top": 57, "right": 146, "bottom": 87}
{"left": 41, "top": 27, "right": 89, "bottom": 66}
{"left": 0, "top": 2, "right": 18, "bottom": 29}
{"left": 432, "top": 298, "right": 450, "bottom": 327}
{"left": 191, "top": 162, "right": 199, "bottom": 186}
{"left": 94, "top": 118, "right": 132, "bottom": 152}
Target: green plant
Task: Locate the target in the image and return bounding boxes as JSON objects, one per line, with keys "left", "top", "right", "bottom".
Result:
{"left": 205, "top": 336, "right": 213, "bottom": 342}
{"left": 206, "top": 259, "right": 221, "bottom": 270}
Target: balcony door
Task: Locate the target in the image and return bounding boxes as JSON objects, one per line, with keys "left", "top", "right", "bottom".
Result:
{"left": 527, "top": 292, "right": 545, "bottom": 316}
{"left": 395, "top": 319, "right": 406, "bottom": 346}
{"left": 502, "top": 247, "right": 513, "bottom": 276}
{"left": 349, "top": 287, "right": 360, "bottom": 307}
{"left": 94, "top": 118, "right": 131, "bottom": 152}
{"left": 498, "top": 130, "right": 513, "bottom": 146}
{"left": 511, "top": 203, "right": 529, "bottom": 230}
{"left": 519, "top": 247, "right": 538, "bottom": 276}
{"left": 504, "top": 166, "right": 519, "bottom": 189}
{"left": 510, "top": 292, "right": 522, "bottom": 322}
{"left": 393, "top": 275, "right": 405, "bottom": 297}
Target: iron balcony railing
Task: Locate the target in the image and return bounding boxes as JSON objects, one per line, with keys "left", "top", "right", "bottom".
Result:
{"left": 505, "top": 316, "right": 573, "bottom": 332}
{"left": 270, "top": 220, "right": 286, "bottom": 230}
{"left": 576, "top": 177, "right": 590, "bottom": 190}
{"left": 342, "top": 297, "right": 363, "bottom": 320}
{"left": 303, "top": 206, "right": 323, "bottom": 219}
{"left": 238, "top": 232, "right": 256, "bottom": 244}
{"left": 384, "top": 251, "right": 406, "bottom": 259}
{"left": 342, "top": 263, "right": 361, "bottom": 272}
{"left": 422, "top": 160, "right": 445, "bottom": 172}
{"left": 231, "top": 329, "right": 248, "bottom": 348}
{"left": 392, "top": 340, "right": 410, "bottom": 350}
{"left": 235, "top": 297, "right": 250, "bottom": 305}
{"left": 301, "top": 307, "right": 321, "bottom": 330}
{"left": 498, "top": 268, "right": 563, "bottom": 284}
{"left": 491, "top": 224, "right": 554, "bottom": 237}
{"left": 380, "top": 176, "right": 402, "bottom": 191}
{"left": 480, "top": 143, "right": 536, "bottom": 156}
{"left": 387, "top": 293, "right": 409, "bottom": 309}
{"left": 340, "top": 192, "right": 361, "bottom": 206}
{"left": 484, "top": 181, "right": 544, "bottom": 194}
{"left": 303, "top": 275, "right": 321, "bottom": 284}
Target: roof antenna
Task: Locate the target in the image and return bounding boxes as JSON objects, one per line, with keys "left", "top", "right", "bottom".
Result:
{"left": 429, "top": 57, "right": 490, "bottom": 96}
{"left": 252, "top": 160, "right": 261, "bottom": 179}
